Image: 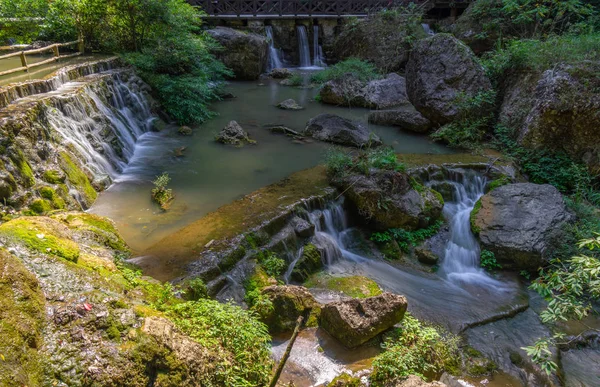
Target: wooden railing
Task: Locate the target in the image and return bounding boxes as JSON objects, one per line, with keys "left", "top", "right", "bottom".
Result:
{"left": 0, "top": 39, "right": 84, "bottom": 77}
{"left": 193, "top": 0, "right": 471, "bottom": 17}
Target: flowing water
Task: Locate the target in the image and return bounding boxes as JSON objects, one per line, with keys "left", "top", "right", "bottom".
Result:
{"left": 266, "top": 26, "right": 284, "bottom": 70}
{"left": 422, "top": 23, "right": 435, "bottom": 35}
{"left": 312, "top": 26, "right": 326, "bottom": 67}
{"left": 90, "top": 75, "right": 453, "bottom": 252}
{"left": 296, "top": 26, "right": 312, "bottom": 68}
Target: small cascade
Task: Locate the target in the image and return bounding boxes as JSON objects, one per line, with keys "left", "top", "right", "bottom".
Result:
{"left": 312, "top": 25, "right": 326, "bottom": 67}
{"left": 265, "top": 26, "right": 284, "bottom": 70}
{"left": 296, "top": 25, "right": 311, "bottom": 68}
{"left": 422, "top": 23, "right": 435, "bottom": 35}
{"left": 46, "top": 73, "right": 153, "bottom": 184}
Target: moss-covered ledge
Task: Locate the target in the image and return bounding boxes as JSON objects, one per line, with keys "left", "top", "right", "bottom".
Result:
{"left": 141, "top": 165, "right": 333, "bottom": 281}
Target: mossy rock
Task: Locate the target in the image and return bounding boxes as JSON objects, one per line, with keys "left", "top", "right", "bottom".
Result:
{"left": 29, "top": 199, "right": 53, "bottom": 214}
{"left": 0, "top": 217, "right": 80, "bottom": 262}
{"left": 42, "top": 170, "right": 66, "bottom": 184}
{"left": 305, "top": 273, "right": 382, "bottom": 299}
{"left": 9, "top": 149, "right": 35, "bottom": 188}
{"left": 291, "top": 243, "right": 323, "bottom": 282}
{"left": 59, "top": 152, "right": 97, "bottom": 208}
{"left": 378, "top": 239, "right": 402, "bottom": 260}
{"left": 52, "top": 212, "right": 129, "bottom": 253}
{"left": 327, "top": 373, "right": 362, "bottom": 387}
{"left": 259, "top": 285, "right": 321, "bottom": 333}
{"left": 0, "top": 249, "right": 46, "bottom": 387}
{"left": 38, "top": 187, "right": 66, "bottom": 210}
{"left": 470, "top": 198, "right": 482, "bottom": 235}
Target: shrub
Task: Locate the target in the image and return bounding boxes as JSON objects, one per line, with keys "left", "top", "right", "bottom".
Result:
{"left": 480, "top": 249, "right": 502, "bottom": 270}
{"left": 151, "top": 172, "right": 174, "bottom": 210}
{"left": 256, "top": 250, "right": 286, "bottom": 277}
{"left": 325, "top": 147, "right": 353, "bottom": 177}
{"left": 368, "top": 147, "right": 406, "bottom": 172}
{"left": 370, "top": 313, "right": 460, "bottom": 384}
{"left": 311, "top": 58, "right": 381, "bottom": 84}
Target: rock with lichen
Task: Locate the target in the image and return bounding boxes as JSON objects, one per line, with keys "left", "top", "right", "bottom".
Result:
{"left": 259, "top": 285, "right": 321, "bottom": 333}
{"left": 215, "top": 121, "right": 257, "bottom": 147}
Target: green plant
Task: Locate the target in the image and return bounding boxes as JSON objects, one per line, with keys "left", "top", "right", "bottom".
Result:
{"left": 287, "top": 73, "right": 303, "bottom": 86}
{"left": 257, "top": 250, "right": 286, "bottom": 277}
{"left": 370, "top": 313, "right": 460, "bottom": 384}
{"left": 324, "top": 147, "right": 353, "bottom": 177}
{"left": 371, "top": 221, "right": 444, "bottom": 254}
{"left": 183, "top": 278, "right": 208, "bottom": 300}
{"left": 368, "top": 147, "right": 406, "bottom": 172}
{"left": 151, "top": 172, "right": 174, "bottom": 210}
{"left": 480, "top": 250, "right": 502, "bottom": 270}
{"left": 311, "top": 58, "right": 381, "bottom": 84}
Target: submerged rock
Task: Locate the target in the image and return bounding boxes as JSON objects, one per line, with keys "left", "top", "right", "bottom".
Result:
{"left": 259, "top": 285, "right": 321, "bottom": 333}
{"left": 178, "top": 125, "right": 193, "bottom": 136}
{"left": 334, "top": 170, "right": 443, "bottom": 231}
{"left": 368, "top": 104, "right": 431, "bottom": 133}
{"left": 415, "top": 247, "right": 439, "bottom": 265}
{"left": 215, "top": 120, "right": 256, "bottom": 147}
{"left": 270, "top": 68, "right": 293, "bottom": 79}
{"left": 320, "top": 292, "right": 408, "bottom": 348}
{"left": 277, "top": 98, "right": 304, "bottom": 110}
{"left": 406, "top": 34, "right": 492, "bottom": 125}
{"left": 304, "top": 114, "right": 381, "bottom": 148}
{"left": 265, "top": 125, "right": 302, "bottom": 137}
{"left": 207, "top": 27, "right": 268, "bottom": 80}
{"left": 472, "top": 183, "right": 574, "bottom": 270}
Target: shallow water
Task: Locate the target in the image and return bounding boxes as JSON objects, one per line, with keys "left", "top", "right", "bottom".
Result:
{"left": 90, "top": 74, "right": 453, "bottom": 252}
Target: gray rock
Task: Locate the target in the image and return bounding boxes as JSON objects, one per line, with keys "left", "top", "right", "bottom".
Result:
{"left": 397, "top": 375, "right": 446, "bottom": 387}
{"left": 215, "top": 121, "right": 256, "bottom": 147}
{"left": 276, "top": 98, "right": 304, "bottom": 110}
{"left": 291, "top": 216, "right": 315, "bottom": 238}
{"left": 319, "top": 73, "right": 367, "bottom": 107}
{"left": 368, "top": 104, "right": 431, "bottom": 133}
{"left": 304, "top": 114, "right": 382, "bottom": 148}
{"left": 270, "top": 68, "right": 293, "bottom": 79}
{"left": 406, "top": 34, "right": 492, "bottom": 125}
{"left": 207, "top": 27, "right": 268, "bottom": 80}
{"left": 259, "top": 285, "right": 321, "bottom": 333}
{"left": 334, "top": 170, "right": 443, "bottom": 231}
{"left": 415, "top": 247, "right": 439, "bottom": 265}
{"left": 320, "top": 73, "right": 408, "bottom": 109}
{"left": 178, "top": 126, "right": 193, "bottom": 136}
{"left": 320, "top": 292, "right": 408, "bottom": 348}
{"left": 363, "top": 73, "right": 409, "bottom": 109}
{"left": 265, "top": 125, "right": 302, "bottom": 136}
{"left": 472, "top": 183, "right": 574, "bottom": 270}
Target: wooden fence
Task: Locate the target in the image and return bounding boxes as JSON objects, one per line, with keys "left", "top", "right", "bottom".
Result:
{"left": 0, "top": 39, "right": 84, "bottom": 77}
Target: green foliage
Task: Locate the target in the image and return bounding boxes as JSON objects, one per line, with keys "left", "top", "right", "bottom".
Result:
{"left": 368, "top": 147, "right": 406, "bottom": 172}
{"left": 168, "top": 300, "right": 272, "bottom": 386}
{"left": 0, "top": 0, "right": 47, "bottom": 43}
{"left": 431, "top": 90, "right": 497, "bottom": 149}
{"left": 325, "top": 147, "right": 354, "bottom": 177}
{"left": 325, "top": 147, "right": 405, "bottom": 178}
{"left": 151, "top": 172, "right": 174, "bottom": 211}
{"left": 371, "top": 221, "right": 444, "bottom": 254}
{"left": 370, "top": 313, "right": 460, "bottom": 384}
{"left": 480, "top": 249, "right": 502, "bottom": 270}
{"left": 311, "top": 58, "right": 381, "bottom": 84}
{"left": 182, "top": 278, "right": 208, "bottom": 301}
{"left": 286, "top": 73, "right": 303, "bottom": 86}
{"left": 255, "top": 250, "right": 286, "bottom": 277}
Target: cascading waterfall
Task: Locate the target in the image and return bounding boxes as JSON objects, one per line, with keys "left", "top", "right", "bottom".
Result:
{"left": 265, "top": 26, "right": 284, "bottom": 70}
{"left": 45, "top": 73, "right": 154, "bottom": 184}
{"left": 422, "top": 23, "right": 435, "bottom": 35}
{"left": 296, "top": 25, "right": 311, "bottom": 68}
{"left": 312, "top": 25, "right": 326, "bottom": 67}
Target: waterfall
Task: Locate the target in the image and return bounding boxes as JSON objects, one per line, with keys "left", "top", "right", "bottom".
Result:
{"left": 265, "top": 26, "right": 283, "bottom": 71}
{"left": 296, "top": 25, "right": 311, "bottom": 68}
{"left": 312, "top": 25, "right": 326, "bottom": 67}
{"left": 46, "top": 73, "right": 153, "bottom": 184}
{"left": 422, "top": 23, "right": 435, "bottom": 35}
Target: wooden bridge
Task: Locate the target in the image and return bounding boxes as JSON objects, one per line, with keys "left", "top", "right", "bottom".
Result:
{"left": 192, "top": 0, "right": 472, "bottom": 18}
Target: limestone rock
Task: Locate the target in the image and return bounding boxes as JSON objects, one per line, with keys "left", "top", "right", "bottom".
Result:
{"left": 415, "top": 247, "right": 439, "bottom": 265}
{"left": 304, "top": 114, "right": 381, "bottom": 148}
{"left": 215, "top": 121, "right": 256, "bottom": 147}
{"left": 334, "top": 170, "right": 443, "bottom": 231}
{"left": 207, "top": 27, "right": 268, "bottom": 80}
{"left": 277, "top": 98, "right": 304, "bottom": 110}
{"left": 364, "top": 73, "right": 410, "bottom": 109}
{"left": 320, "top": 292, "right": 408, "bottom": 348}
{"left": 320, "top": 73, "right": 408, "bottom": 109}
{"left": 291, "top": 243, "right": 322, "bottom": 282}
{"left": 472, "top": 183, "right": 574, "bottom": 270}
{"left": 396, "top": 375, "right": 446, "bottom": 387}
{"left": 406, "top": 34, "right": 492, "bottom": 125}
{"left": 260, "top": 285, "right": 321, "bottom": 333}
{"left": 319, "top": 73, "right": 367, "bottom": 106}
{"left": 270, "top": 68, "right": 293, "bottom": 79}
{"left": 291, "top": 216, "right": 315, "bottom": 238}
{"left": 368, "top": 104, "right": 431, "bottom": 133}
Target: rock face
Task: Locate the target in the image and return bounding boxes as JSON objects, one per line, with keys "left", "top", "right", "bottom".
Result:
{"left": 304, "top": 114, "right": 382, "bottom": 147}
{"left": 260, "top": 285, "right": 321, "bottom": 333}
{"left": 334, "top": 170, "right": 443, "bottom": 231}
{"left": 368, "top": 104, "right": 431, "bottom": 133}
{"left": 320, "top": 292, "right": 408, "bottom": 348}
{"left": 511, "top": 64, "right": 600, "bottom": 171}
{"left": 406, "top": 34, "right": 492, "bottom": 125}
{"left": 472, "top": 183, "right": 574, "bottom": 270}
{"left": 207, "top": 27, "right": 268, "bottom": 80}
{"left": 215, "top": 120, "right": 256, "bottom": 147}
{"left": 396, "top": 375, "right": 446, "bottom": 387}
{"left": 291, "top": 243, "right": 323, "bottom": 282}
{"left": 277, "top": 98, "right": 304, "bottom": 110}
{"left": 320, "top": 73, "right": 409, "bottom": 109}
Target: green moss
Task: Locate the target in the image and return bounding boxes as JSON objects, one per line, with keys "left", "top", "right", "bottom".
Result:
{"left": 291, "top": 243, "right": 323, "bottom": 282}
{"left": 59, "top": 152, "right": 97, "bottom": 207}
{"left": 0, "top": 218, "right": 80, "bottom": 262}
{"left": 55, "top": 212, "right": 128, "bottom": 252}
{"left": 38, "top": 187, "right": 66, "bottom": 209}
{"left": 29, "top": 199, "right": 53, "bottom": 214}
{"left": 42, "top": 170, "right": 65, "bottom": 184}
{"left": 488, "top": 175, "right": 511, "bottom": 191}
{"left": 106, "top": 324, "right": 121, "bottom": 341}
{"left": 218, "top": 245, "right": 247, "bottom": 272}
{"left": 327, "top": 373, "right": 362, "bottom": 386}
{"left": 0, "top": 249, "right": 45, "bottom": 387}
{"left": 470, "top": 198, "right": 482, "bottom": 234}
{"left": 305, "top": 273, "right": 382, "bottom": 299}
{"left": 10, "top": 149, "right": 35, "bottom": 188}
{"left": 432, "top": 189, "right": 445, "bottom": 207}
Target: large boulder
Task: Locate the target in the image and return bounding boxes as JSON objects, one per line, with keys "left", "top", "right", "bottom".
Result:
{"left": 406, "top": 34, "right": 492, "bottom": 125}
{"left": 304, "top": 114, "right": 382, "bottom": 148}
{"left": 320, "top": 73, "right": 409, "bottom": 109}
{"left": 207, "top": 27, "right": 268, "bottom": 80}
{"left": 368, "top": 104, "right": 431, "bottom": 133}
{"left": 471, "top": 183, "right": 574, "bottom": 270}
{"left": 334, "top": 170, "right": 443, "bottom": 231}
{"left": 215, "top": 121, "right": 256, "bottom": 147}
{"left": 259, "top": 285, "right": 321, "bottom": 333}
{"left": 507, "top": 64, "right": 600, "bottom": 172}
{"left": 320, "top": 292, "right": 408, "bottom": 348}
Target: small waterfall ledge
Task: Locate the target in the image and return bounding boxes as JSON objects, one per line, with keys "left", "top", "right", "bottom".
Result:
{"left": 0, "top": 66, "right": 155, "bottom": 211}
{"left": 266, "top": 26, "right": 284, "bottom": 70}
